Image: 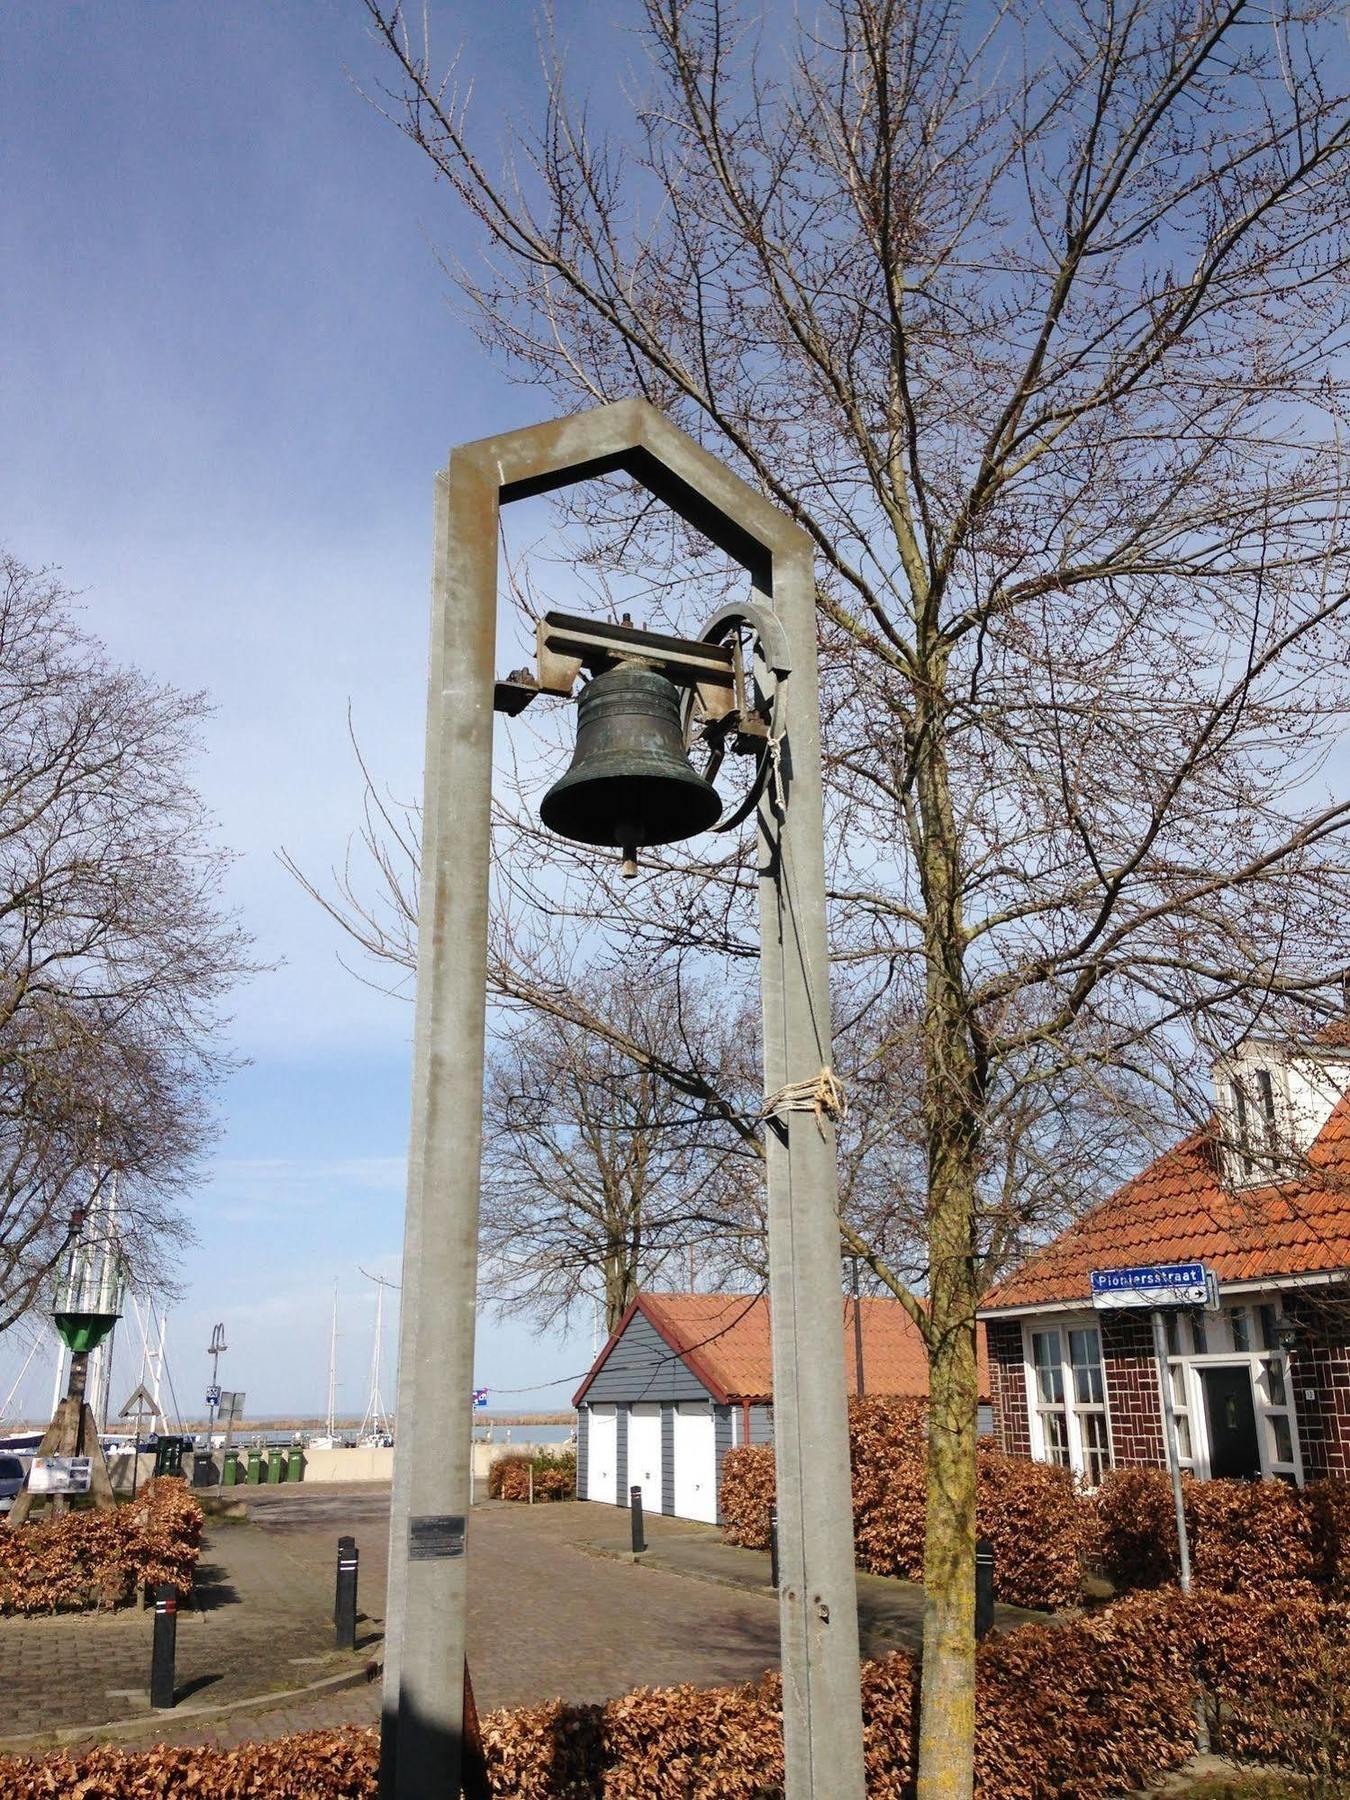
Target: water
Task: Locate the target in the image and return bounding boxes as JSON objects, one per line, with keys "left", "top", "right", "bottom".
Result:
{"left": 472, "top": 1423, "right": 574, "bottom": 1446}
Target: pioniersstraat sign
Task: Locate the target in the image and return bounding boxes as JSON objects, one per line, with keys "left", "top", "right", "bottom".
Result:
{"left": 1090, "top": 1262, "right": 1208, "bottom": 1309}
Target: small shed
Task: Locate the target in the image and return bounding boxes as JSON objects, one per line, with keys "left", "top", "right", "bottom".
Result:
{"left": 573, "top": 1290, "right": 983, "bottom": 1524}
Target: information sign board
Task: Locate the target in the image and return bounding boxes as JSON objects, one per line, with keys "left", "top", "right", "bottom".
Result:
{"left": 28, "top": 1455, "right": 92, "bottom": 1494}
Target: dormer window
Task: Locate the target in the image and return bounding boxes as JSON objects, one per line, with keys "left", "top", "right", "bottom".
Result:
{"left": 1222, "top": 1063, "right": 1287, "bottom": 1183}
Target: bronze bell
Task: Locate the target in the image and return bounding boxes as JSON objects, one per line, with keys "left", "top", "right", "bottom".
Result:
{"left": 540, "top": 661, "right": 721, "bottom": 874}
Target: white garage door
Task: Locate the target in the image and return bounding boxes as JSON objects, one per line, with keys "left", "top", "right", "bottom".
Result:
{"left": 627, "top": 1402, "right": 662, "bottom": 1513}
{"left": 673, "top": 1401, "right": 717, "bottom": 1523}
{"left": 587, "top": 1404, "right": 617, "bottom": 1504}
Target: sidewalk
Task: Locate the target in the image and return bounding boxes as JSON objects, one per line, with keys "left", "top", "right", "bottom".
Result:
{"left": 573, "top": 1509, "right": 1047, "bottom": 1654}
{"left": 0, "top": 1515, "right": 374, "bottom": 1748}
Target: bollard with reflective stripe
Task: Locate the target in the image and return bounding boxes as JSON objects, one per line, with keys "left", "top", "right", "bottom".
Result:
{"left": 335, "top": 1535, "right": 359, "bottom": 1651}
{"left": 151, "top": 1582, "right": 178, "bottom": 1708}
{"left": 769, "top": 1509, "right": 780, "bottom": 1591}
{"left": 975, "top": 1537, "right": 995, "bottom": 1641}
{"left": 629, "top": 1485, "right": 646, "bottom": 1554}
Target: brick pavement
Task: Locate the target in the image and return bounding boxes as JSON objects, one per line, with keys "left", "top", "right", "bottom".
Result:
{"left": 3, "top": 1489, "right": 1031, "bottom": 1754}
{"left": 2, "top": 1493, "right": 788, "bottom": 1750}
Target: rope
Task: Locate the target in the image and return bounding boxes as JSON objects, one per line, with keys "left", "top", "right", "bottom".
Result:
{"left": 766, "top": 732, "right": 787, "bottom": 816}
{"left": 758, "top": 1066, "right": 849, "bottom": 1136}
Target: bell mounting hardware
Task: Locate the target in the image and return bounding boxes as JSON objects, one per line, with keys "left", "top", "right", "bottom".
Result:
{"left": 494, "top": 606, "right": 788, "bottom": 876}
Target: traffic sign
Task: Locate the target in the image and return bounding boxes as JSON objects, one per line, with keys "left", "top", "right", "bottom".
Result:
{"left": 472, "top": 1388, "right": 489, "bottom": 1409}
{"left": 117, "top": 1383, "right": 158, "bottom": 1421}
{"left": 1090, "top": 1262, "right": 1208, "bottom": 1309}
{"left": 206, "top": 1384, "right": 222, "bottom": 1408}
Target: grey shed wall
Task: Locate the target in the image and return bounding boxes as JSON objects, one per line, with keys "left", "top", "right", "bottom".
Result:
{"left": 661, "top": 1403, "right": 675, "bottom": 1514}
{"left": 576, "top": 1407, "right": 590, "bottom": 1500}
{"left": 583, "top": 1312, "right": 713, "bottom": 1404}
{"left": 748, "top": 1404, "right": 774, "bottom": 1445}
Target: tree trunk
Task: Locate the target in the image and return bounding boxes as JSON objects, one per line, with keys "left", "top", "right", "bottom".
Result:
{"left": 914, "top": 673, "right": 982, "bottom": 1800}
{"left": 917, "top": 1228, "right": 980, "bottom": 1800}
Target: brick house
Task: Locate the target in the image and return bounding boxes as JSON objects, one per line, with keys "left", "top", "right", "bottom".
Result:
{"left": 980, "top": 1035, "right": 1350, "bottom": 1486}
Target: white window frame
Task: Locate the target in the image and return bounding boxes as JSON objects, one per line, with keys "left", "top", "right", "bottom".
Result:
{"left": 1164, "top": 1300, "right": 1303, "bottom": 1484}
{"left": 1020, "top": 1316, "right": 1115, "bottom": 1485}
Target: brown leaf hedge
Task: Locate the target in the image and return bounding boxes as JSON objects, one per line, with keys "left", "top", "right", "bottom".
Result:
{"left": 720, "top": 1399, "right": 1085, "bottom": 1611}
{"left": 721, "top": 1400, "right": 1348, "bottom": 1609}
{"left": 489, "top": 1449, "right": 578, "bottom": 1503}
{"left": 2, "top": 1592, "right": 1343, "bottom": 1796}
{"left": 0, "top": 1476, "right": 202, "bottom": 1614}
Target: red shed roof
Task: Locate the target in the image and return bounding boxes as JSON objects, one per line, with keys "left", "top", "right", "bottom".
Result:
{"left": 573, "top": 1290, "right": 988, "bottom": 1405}
{"left": 983, "top": 1092, "right": 1350, "bottom": 1313}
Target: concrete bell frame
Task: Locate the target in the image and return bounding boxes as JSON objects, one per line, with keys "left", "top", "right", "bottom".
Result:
{"left": 382, "top": 398, "right": 866, "bottom": 1800}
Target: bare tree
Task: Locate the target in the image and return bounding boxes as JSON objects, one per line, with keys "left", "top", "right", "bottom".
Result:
{"left": 0, "top": 552, "right": 252, "bottom": 1335}
{"left": 481, "top": 966, "right": 761, "bottom": 1332}
{"left": 344, "top": 4, "right": 1350, "bottom": 1791}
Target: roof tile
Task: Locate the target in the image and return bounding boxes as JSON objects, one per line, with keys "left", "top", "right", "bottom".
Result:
{"left": 984, "top": 1090, "right": 1350, "bottom": 1311}
{"left": 579, "top": 1291, "right": 987, "bottom": 1404}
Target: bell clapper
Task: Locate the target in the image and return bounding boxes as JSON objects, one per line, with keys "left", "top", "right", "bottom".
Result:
{"left": 621, "top": 841, "right": 639, "bottom": 879}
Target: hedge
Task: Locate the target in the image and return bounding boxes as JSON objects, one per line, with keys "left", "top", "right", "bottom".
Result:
{"left": 722, "top": 1401, "right": 1348, "bottom": 1610}
{"left": 489, "top": 1449, "right": 578, "bottom": 1502}
{"left": 1089, "top": 1466, "right": 1325, "bottom": 1596}
{"left": 0, "top": 1476, "right": 202, "bottom": 1614}
{"left": 11, "top": 1592, "right": 1342, "bottom": 1796}
{"left": 720, "top": 1399, "right": 1085, "bottom": 1611}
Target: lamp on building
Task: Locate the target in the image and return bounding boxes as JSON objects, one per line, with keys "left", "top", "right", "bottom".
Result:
{"left": 1275, "top": 1320, "right": 1301, "bottom": 1353}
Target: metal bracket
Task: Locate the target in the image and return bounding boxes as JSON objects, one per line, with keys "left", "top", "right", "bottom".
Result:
{"left": 493, "top": 609, "right": 737, "bottom": 714}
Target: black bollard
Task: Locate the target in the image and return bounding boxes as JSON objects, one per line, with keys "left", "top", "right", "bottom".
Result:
{"left": 335, "top": 1535, "right": 359, "bottom": 1650}
{"left": 769, "top": 1509, "right": 780, "bottom": 1590}
{"left": 629, "top": 1484, "right": 646, "bottom": 1553}
{"left": 975, "top": 1536, "right": 995, "bottom": 1640}
{"left": 150, "top": 1582, "right": 178, "bottom": 1708}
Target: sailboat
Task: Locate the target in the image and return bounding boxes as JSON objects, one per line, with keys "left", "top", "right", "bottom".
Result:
{"left": 308, "top": 1282, "right": 341, "bottom": 1450}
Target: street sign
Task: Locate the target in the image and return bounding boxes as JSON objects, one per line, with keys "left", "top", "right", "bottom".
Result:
{"left": 206, "top": 1384, "right": 222, "bottom": 1408}
{"left": 472, "top": 1389, "right": 488, "bottom": 1410}
{"left": 1090, "top": 1262, "right": 1208, "bottom": 1309}
{"left": 217, "top": 1390, "right": 245, "bottom": 1425}
{"left": 28, "top": 1455, "right": 92, "bottom": 1494}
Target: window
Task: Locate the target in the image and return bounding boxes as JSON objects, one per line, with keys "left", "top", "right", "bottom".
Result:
{"left": 1031, "top": 1331, "right": 1069, "bottom": 1467}
{"left": 1027, "top": 1324, "right": 1112, "bottom": 1483}
{"left": 1223, "top": 1062, "right": 1291, "bottom": 1183}
{"left": 1230, "top": 1077, "right": 1252, "bottom": 1175}
{"left": 1230, "top": 1307, "right": 1251, "bottom": 1352}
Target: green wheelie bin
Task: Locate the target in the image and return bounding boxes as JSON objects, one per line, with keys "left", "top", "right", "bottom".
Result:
{"left": 267, "top": 1447, "right": 285, "bottom": 1484}
{"left": 222, "top": 1448, "right": 241, "bottom": 1486}
{"left": 286, "top": 1446, "right": 305, "bottom": 1482}
{"left": 247, "top": 1446, "right": 263, "bottom": 1484}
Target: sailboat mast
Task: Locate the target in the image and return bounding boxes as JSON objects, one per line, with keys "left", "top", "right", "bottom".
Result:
{"left": 326, "top": 1281, "right": 338, "bottom": 1438}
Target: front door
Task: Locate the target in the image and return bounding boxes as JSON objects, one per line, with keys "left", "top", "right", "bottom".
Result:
{"left": 1201, "top": 1366, "right": 1261, "bottom": 1480}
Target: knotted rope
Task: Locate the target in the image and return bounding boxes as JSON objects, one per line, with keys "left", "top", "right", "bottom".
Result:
{"left": 759, "top": 1066, "right": 849, "bottom": 1137}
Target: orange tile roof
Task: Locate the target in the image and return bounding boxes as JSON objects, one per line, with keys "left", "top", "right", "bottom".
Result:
{"left": 983, "top": 1091, "right": 1350, "bottom": 1312}
{"left": 576, "top": 1290, "right": 988, "bottom": 1404}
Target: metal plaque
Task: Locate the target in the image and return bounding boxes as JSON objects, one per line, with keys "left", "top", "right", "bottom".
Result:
{"left": 408, "top": 1514, "right": 466, "bottom": 1560}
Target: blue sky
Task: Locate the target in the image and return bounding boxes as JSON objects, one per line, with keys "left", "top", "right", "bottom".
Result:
{"left": 0, "top": 1, "right": 621, "bottom": 1419}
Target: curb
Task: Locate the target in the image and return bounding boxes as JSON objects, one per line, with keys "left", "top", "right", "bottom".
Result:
{"left": 0, "top": 1653, "right": 383, "bottom": 1754}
